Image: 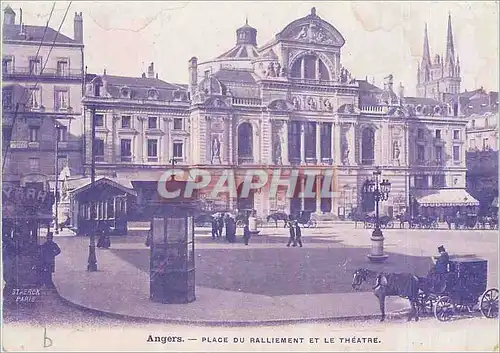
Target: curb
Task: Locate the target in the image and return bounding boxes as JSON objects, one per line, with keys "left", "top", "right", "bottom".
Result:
{"left": 55, "top": 288, "right": 410, "bottom": 327}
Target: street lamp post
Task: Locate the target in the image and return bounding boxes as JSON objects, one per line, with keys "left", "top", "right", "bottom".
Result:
{"left": 87, "top": 107, "right": 98, "bottom": 272}
{"left": 365, "top": 166, "right": 391, "bottom": 263}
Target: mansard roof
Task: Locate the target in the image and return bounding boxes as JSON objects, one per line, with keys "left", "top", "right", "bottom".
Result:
{"left": 89, "top": 74, "right": 188, "bottom": 101}
{"left": 214, "top": 69, "right": 256, "bottom": 84}
{"left": 3, "top": 24, "right": 77, "bottom": 44}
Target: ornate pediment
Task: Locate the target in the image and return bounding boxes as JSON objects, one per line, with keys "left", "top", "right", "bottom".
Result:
{"left": 276, "top": 7, "right": 345, "bottom": 47}
{"left": 204, "top": 97, "right": 228, "bottom": 108}
{"left": 268, "top": 99, "right": 294, "bottom": 112}
{"left": 337, "top": 104, "right": 360, "bottom": 114}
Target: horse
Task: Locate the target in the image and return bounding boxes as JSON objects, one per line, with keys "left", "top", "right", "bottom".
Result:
{"left": 266, "top": 212, "right": 289, "bottom": 228}
{"left": 395, "top": 213, "right": 412, "bottom": 229}
{"left": 352, "top": 268, "right": 421, "bottom": 322}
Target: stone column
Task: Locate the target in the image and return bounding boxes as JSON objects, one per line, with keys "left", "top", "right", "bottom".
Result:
{"left": 137, "top": 116, "right": 146, "bottom": 163}
{"left": 282, "top": 120, "right": 289, "bottom": 165}
{"left": 300, "top": 122, "right": 306, "bottom": 164}
{"left": 300, "top": 176, "right": 305, "bottom": 210}
{"left": 316, "top": 122, "right": 321, "bottom": 163}
{"left": 162, "top": 117, "right": 171, "bottom": 164}
{"left": 330, "top": 122, "right": 335, "bottom": 163}
{"left": 205, "top": 116, "right": 212, "bottom": 164}
{"left": 334, "top": 121, "right": 342, "bottom": 164}
{"left": 315, "top": 175, "right": 321, "bottom": 214}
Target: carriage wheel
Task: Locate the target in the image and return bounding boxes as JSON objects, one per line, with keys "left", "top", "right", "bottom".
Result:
{"left": 432, "top": 221, "right": 439, "bottom": 229}
{"left": 480, "top": 288, "right": 499, "bottom": 319}
{"left": 387, "top": 221, "right": 394, "bottom": 229}
{"left": 434, "top": 296, "right": 455, "bottom": 322}
{"left": 418, "top": 292, "right": 434, "bottom": 315}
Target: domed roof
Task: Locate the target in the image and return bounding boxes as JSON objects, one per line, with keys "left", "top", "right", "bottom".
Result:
{"left": 198, "top": 75, "right": 225, "bottom": 95}
{"left": 216, "top": 20, "right": 259, "bottom": 60}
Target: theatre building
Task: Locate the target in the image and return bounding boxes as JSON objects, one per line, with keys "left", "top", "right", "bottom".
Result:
{"left": 72, "top": 8, "right": 475, "bottom": 224}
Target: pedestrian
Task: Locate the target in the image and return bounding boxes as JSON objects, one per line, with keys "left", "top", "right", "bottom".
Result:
{"left": 294, "top": 221, "right": 303, "bottom": 247}
{"left": 286, "top": 220, "right": 296, "bottom": 247}
{"left": 39, "top": 232, "right": 61, "bottom": 288}
{"left": 97, "top": 223, "right": 111, "bottom": 249}
{"left": 217, "top": 215, "right": 224, "bottom": 238}
{"left": 211, "top": 216, "right": 218, "bottom": 240}
{"left": 243, "top": 222, "right": 251, "bottom": 245}
{"left": 229, "top": 215, "right": 237, "bottom": 243}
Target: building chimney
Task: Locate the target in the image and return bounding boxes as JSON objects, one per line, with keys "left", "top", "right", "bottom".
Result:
{"left": 74, "top": 12, "right": 83, "bottom": 43}
{"left": 142, "top": 72, "right": 146, "bottom": 78}
{"left": 188, "top": 57, "right": 198, "bottom": 98}
{"left": 156, "top": 73, "right": 158, "bottom": 79}
{"left": 147, "top": 62, "right": 155, "bottom": 78}
{"left": 3, "top": 5, "right": 16, "bottom": 25}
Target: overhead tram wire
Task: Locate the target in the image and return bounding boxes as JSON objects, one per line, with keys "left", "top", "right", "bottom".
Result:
{"left": 3, "top": 2, "right": 73, "bottom": 172}
{"left": 2, "top": 2, "right": 56, "bottom": 171}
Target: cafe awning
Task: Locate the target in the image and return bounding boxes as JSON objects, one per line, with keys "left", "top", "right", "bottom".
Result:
{"left": 70, "top": 177, "right": 137, "bottom": 197}
{"left": 414, "top": 189, "right": 479, "bottom": 207}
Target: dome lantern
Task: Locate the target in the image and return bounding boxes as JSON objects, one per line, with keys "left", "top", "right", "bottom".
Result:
{"left": 236, "top": 18, "right": 257, "bottom": 46}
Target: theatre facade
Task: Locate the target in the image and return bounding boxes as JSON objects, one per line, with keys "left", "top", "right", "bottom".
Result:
{"left": 75, "top": 8, "right": 472, "bottom": 222}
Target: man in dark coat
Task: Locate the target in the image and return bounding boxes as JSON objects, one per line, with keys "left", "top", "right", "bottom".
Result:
{"left": 428, "top": 245, "right": 450, "bottom": 293}
{"left": 433, "top": 245, "right": 449, "bottom": 273}
{"left": 294, "top": 222, "right": 303, "bottom": 247}
{"left": 211, "top": 216, "right": 218, "bottom": 240}
{"left": 227, "top": 215, "right": 237, "bottom": 243}
{"left": 243, "top": 222, "right": 251, "bottom": 245}
{"left": 286, "top": 221, "right": 296, "bottom": 247}
{"left": 217, "top": 215, "right": 224, "bottom": 238}
{"left": 39, "top": 232, "right": 61, "bottom": 288}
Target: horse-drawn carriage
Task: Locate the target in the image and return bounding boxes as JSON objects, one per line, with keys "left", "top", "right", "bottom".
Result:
{"left": 266, "top": 210, "right": 318, "bottom": 228}
{"left": 352, "top": 256, "right": 498, "bottom": 322}
{"left": 409, "top": 215, "right": 439, "bottom": 229}
{"left": 363, "top": 214, "right": 394, "bottom": 229}
{"left": 419, "top": 256, "right": 498, "bottom": 321}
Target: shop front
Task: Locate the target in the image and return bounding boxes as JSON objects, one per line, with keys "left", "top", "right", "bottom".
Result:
{"left": 413, "top": 188, "right": 480, "bottom": 221}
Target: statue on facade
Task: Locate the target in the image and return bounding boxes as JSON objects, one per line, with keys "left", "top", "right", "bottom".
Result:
{"left": 211, "top": 136, "right": 221, "bottom": 164}
{"left": 307, "top": 97, "right": 317, "bottom": 110}
{"left": 295, "top": 25, "right": 308, "bottom": 40}
{"left": 393, "top": 140, "right": 401, "bottom": 165}
{"left": 275, "top": 62, "right": 282, "bottom": 77}
{"left": 267, "top": 62, "right": 276, "bottom": 77}
{"left": 323, "top": 98, "right": 333, "bottom": 111}
{"left": 340, "top": 67, "right": 347, "bottom": 83}
{"left": 342, "top": 143, "right": 349, "bottom": 165}
{"left": 274, "top": 135, "right": 282, "bottom": 165}
{"left": 292, "top": 96, "right": 301, "bottom": 110}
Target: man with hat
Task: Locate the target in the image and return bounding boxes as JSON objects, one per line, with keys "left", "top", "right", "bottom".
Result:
{"left": 428, "top": 245, "right": 450, "bottom": 293}
{"left": 433, "top": 245, "right": 449, "bottom": 274}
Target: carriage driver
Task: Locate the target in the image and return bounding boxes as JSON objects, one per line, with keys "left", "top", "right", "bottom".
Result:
{"left": 432, "top": 245, "right": 450, "bottom": 274}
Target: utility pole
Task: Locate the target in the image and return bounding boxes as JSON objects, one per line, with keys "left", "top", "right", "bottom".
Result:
{"left": 87, "top": 107, "right": 98, "bottom": 272}
{"left": 54, "top": 124, "right": 60, "bottom": 234}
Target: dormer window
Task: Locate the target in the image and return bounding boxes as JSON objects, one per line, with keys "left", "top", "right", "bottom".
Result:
{"left": 173, "top": 91, "right": 182, "bottom": 101}
{"left": 121, "top": 87, "right": 131, "bottom": 99}
{"left": 148, "top": 88, "right": 159, "bottom": 100}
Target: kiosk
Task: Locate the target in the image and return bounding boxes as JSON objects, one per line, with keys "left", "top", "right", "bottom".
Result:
{"left": 2, "top": 183, "right": 54, "bottom": 305}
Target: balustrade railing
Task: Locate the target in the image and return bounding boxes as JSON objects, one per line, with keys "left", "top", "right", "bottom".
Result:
{"left": 3, "top": 67, "right": 83, "bottom": 79}
{"left": 231, "top": 97, "right": 262, "bottom": 106}
{"left": 360, "top": 105, "right": 388, "bottom": 114}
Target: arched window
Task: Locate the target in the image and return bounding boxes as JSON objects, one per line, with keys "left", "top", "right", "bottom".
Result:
{"left": 290, "top": 54, "right": 331, "bottom": 80}
{"left": 238, "top": 122, "right": 253, "bottom": 163}
{"left": 361, "top": 128, "right": 375, "bottom": 165}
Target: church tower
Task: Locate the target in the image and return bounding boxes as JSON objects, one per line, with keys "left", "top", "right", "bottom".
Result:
{"left": 416, "top": 14, "right": 461, "bottom": 101}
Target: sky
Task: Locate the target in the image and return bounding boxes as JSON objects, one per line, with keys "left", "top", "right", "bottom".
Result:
{"left": 5, "top": 1, "right": 499, "bottom": 95}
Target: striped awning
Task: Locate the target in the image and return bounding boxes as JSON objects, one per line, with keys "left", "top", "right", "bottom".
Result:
{"left": 414, "top": 189, "right": 479, "bottom": 207}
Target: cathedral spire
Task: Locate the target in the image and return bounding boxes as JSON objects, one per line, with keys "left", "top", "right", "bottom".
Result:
{"left": 422, "top": 23, "right": 431, "bottom": 66}
{"left": 445, "top": 12, "right": 455, "bottom": 73}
